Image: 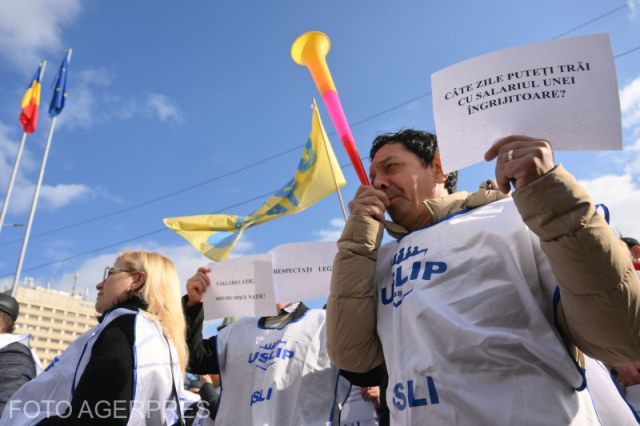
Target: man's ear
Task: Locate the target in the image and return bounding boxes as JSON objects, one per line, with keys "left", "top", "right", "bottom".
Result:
{"left": 432, "top": 152, "right": 449, "bottom": 183}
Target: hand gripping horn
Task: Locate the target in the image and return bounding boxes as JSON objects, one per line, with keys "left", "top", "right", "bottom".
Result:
{"left": 291, "top": 32, "right": 370, "bottom": 185}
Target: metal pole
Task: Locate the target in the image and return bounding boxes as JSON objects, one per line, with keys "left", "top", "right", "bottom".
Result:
{"left": 0, "top": 132, "right": 28, "bottom": 236}
{"left": 10, "top": 116, "right": 58, "bottom": 297}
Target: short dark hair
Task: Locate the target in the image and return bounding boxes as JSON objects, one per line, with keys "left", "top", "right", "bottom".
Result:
{"left": 370, "top": 129, "right": 458, "bottom": 194}
{"left": 0, "top": 311, "right": 15, "bottom": 334}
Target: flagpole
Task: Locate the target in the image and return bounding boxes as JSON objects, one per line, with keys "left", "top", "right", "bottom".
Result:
{"left": 313, "top": 99, "right": 348, "bottom": 222}
{"left": 0, "top": 132, "right": 28, "bottom": 236}
{"left": 10, "top": 116, "right": 58, "bottom": 297}
{"left": 1, "top": 61, "right": 47, "bottom": 238}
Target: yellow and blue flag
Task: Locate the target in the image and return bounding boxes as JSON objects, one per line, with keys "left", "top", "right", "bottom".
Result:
{"left": 164, "top": 102, "right": 346, "bottom": 261}
{"left": 19, "top": 63, "right": 44, "bottom": 134}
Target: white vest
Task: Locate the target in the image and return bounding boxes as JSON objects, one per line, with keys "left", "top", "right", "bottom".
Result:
{"left": 214, "top": 309, "right": 342, "bottom": 426}
{"left": 0, "top": 333, "right": 42, "bottom": 374}
{"left": 375, "top": 199, "right": 603, "bottom": 425}
{"left": 0, "top": 308, "right": 184, "bottom": 425}
{"left": 584, "top": 355, "right": 639, "bottom": 425}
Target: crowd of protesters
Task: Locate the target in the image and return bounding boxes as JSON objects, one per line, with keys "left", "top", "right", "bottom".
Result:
{"left": 0, "top": 130, "right": 638, "bottom": 425}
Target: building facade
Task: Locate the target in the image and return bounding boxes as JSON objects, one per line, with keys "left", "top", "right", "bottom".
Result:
{"left": 13, "top": 286, "right": 97, "bottom": 367}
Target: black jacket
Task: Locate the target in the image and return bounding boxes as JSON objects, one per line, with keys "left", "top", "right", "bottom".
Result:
{"left": 0, "top": 340, "right": 37, "bottom": 416}
{"left": 37, "top": 298, "right": 145, "bottom": 425}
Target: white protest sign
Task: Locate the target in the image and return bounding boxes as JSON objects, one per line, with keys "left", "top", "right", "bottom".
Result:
{"left": 203, "top": 253, "right": 277, "bottom": 320}
{"left": 431, "top": 33, "right": 621, "bottom": 172}
{"left": 271, "top": 241, "right": 337, "bottom": 303}
{"left": 339, "top": 384, "right": 378, "bottom": 426}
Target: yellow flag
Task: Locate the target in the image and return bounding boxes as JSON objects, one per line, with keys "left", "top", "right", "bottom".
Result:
{"left": 164, "top": 102, "right": 346, "bottom": 261}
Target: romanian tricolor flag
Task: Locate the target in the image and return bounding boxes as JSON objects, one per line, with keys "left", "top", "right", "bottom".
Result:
{"left": 19, "top": 63, "right": 44, "bottom": 134}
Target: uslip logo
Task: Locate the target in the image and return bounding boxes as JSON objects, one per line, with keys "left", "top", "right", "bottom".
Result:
{"left": 247, "top": 338, "right": 294, "bottom": 371}
{"left": 381, "top": 245, "right": 447, "bottom": 307}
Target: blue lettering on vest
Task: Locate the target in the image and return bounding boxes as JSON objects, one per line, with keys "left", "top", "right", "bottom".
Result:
{"left": 250, "top": 387, "right": 273, "bottom": 406}
{"left": 407, "top": 379, "right": 427, "bottom": 407}
{"left": 392, "top": 376, "right": 440, "bottom": 412}
{"left": 248, "top": 338, "right": 295, "bottom": 371}
{"left": 381, "top": 260, "right": 447, "bottom": 308}
{"left": 44, "top": 356, "right": 61, "bottom": 372}
{"left": 393, "top": 383, "right": 407, "bottom": 411}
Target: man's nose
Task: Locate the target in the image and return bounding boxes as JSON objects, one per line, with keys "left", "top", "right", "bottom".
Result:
{"left": 373, "top": 176, "right": 388, "bottom": 190}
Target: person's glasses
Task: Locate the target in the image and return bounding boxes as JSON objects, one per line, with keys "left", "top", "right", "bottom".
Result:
{"left": 103, "top": 266, "right": 137, "bottom": 282}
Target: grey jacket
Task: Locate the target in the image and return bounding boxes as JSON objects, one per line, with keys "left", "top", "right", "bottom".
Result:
{"left": 0, "top": 341, "right": 37, "bottom": 416}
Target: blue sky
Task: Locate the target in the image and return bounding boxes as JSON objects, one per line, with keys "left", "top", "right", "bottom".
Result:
{"left": 0, "top": 0, "right": 639, "bottom": 319}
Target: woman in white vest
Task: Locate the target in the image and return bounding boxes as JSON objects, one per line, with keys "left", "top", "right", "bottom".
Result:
{"left": 0, "top": 250, "right": 189, "bottom": 425}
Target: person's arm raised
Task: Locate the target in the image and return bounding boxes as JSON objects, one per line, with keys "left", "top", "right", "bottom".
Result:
{"left": 485, "top": 135, "right": 640, "bottom": 364}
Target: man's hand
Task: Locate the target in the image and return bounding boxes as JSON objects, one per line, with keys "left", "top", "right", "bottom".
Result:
{"left": 612, "top": 362, "right": 640, "bottom": 391}
{"left": 361, "top": 386, "right": 381, "bottom": 409}
{"left": 348, "top": 185, "right": 390, "bottom": 222}
{"left": 186, "top": 266, "right": 211, "bottom": 307}
{"left": 484, "top": 135, "right": 555, "bottom": 194}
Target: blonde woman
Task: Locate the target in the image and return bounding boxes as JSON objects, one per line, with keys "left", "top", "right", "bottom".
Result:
{"left": 1, "top": 251, "right": 189, "bottom": 425}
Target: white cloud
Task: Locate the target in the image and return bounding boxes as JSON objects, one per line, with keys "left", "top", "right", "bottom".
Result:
{"left": 314, "top": 218, "right": 346, "bottom": 242}
{"left": 146, "top": 93, "right": 183, "bottom": 122}
{"left": 627, "top": 138, "right": 640, "bottom": 152}
{"left": 579, "top": 174, "right": 640, "bottom": 238}
{"left": 57, "top": 68, "right": 113, "bottom": 129}
{"left": 40, "top": 183, "right": 91, "bottom": 209}
{"left": 0, "top": 121, "right": 92, "bottom": 212}
{"left": 620, "top": 76, "right": 640, "bottom": 129}
{"left": 0, "top": 0, "right": 82, "bottom": 71}
{"left": 229, "top": 238, "right": 256, "bottom": 258}
{"left": 629, "top": 0, "right": 638, "bottom": 18}
{"left": 58, "top": 71, "right": 184, "bottom": 129}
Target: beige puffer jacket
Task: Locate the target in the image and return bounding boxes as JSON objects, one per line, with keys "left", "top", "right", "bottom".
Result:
{"left": 326, "top": 165, "right": 640, "bottom": 373}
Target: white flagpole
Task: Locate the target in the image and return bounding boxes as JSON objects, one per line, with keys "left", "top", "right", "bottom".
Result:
{"left": 0, "top": 61, "right": 47, "bottom": 237}
{"left": 10, "top": 49, "right": 70, "bottom": 298}
{"left": 10, "top": 116, "right": 58, "bottom": 297}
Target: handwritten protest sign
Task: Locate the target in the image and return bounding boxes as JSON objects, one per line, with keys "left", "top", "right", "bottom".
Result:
{"left": 431, "top": 33, "right": 621, "bottom": 172}
{"left": 203, "top": 253, "right": 277, "bottom": 320}
{"left": 271, "top": 241, "right": 337, "bottom": 303}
